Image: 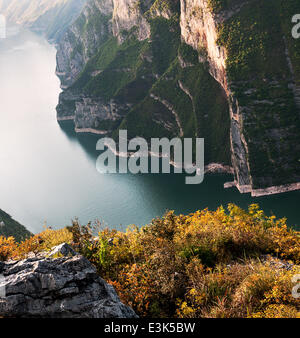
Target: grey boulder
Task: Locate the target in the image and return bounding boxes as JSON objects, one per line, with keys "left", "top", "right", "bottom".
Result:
{"left": 0, "top": 244, "right": 137, "bottom": 318}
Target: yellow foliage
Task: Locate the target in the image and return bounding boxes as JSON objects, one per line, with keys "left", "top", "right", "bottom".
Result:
{"left": 0, "top": 236, "right": 17, "bottom": 260}
{"left": 88, "top": 204, "right": 299, "bottom": 318}
{"left": 251, "top": 304, "right": 299, "bottom": 318}
{"left": 0, "top": 228, "right": 73, "bottom": 260}
{"left": 174, "top": 204, "right": 300, "bottom": 265}
{"left": 1, "top": 204, "right": 299, "bottom": 318}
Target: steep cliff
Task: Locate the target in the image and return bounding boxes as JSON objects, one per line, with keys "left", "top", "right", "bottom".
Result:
{"left": 56, "top": 0, "right": 231, "bottom": 166}
{"left": 180, "top": 0, "right": 300, "bottom": 194}
{"left": 56, "top": 0, "right": 300, "bottom": 195}
{"left": 0, "top": 0, "right": 86, "bottom": 41}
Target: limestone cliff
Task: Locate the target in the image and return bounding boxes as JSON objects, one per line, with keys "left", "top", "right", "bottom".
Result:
{"left": 56, "top": 0, "right": 300, "bottom": 195}
{"left": 180, "top": 0, "right": 251, "bottom": 191}
{"left": 56, "top": 0, "right": 152, "bottom": 87}
{"left": 181, "top": 0, "right": 300, "bottom": 194}
{"left": 56, "top": 0, "right": 114, "bottom": 87}
{"left": 56, "top": 0, "right": 231, "bottom": 167}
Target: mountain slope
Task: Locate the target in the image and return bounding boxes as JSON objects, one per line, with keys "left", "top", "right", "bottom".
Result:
{"left": 178, "top": 0, "right": 300, "bottom": 195}
{"left": 56, "top": 0, "right": 300, "bottom": 196}
{"left": 56, "top": 0, "right": 231, "bottom": 166}
{"left": 0, "top": 0, "right": 87, "bottom": 41}
{"left": 0, "top": 209, "right": 32, "bottom": 242}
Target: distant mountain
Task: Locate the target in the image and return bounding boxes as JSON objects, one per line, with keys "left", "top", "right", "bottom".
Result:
{"left": 0, "top": 209, "right": 32, "bottom": 242}
{"left": 0, "top": 0, "right": 87, "bottom": 41}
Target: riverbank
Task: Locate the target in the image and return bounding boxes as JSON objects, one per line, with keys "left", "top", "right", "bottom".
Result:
{"left": 224, "top": 181, "right": 300, "bottom": 197}
{"left": 60, "top": 123, "right": 300, "bottom": 196}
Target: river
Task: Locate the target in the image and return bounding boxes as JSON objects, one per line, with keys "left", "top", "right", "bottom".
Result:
{"left": 0, "top": 28, "right": 299, "bottom": 233}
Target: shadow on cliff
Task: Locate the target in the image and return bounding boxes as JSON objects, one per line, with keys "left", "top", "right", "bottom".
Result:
{"left": 58, "top": 120, "right": 99, "bottom": 160}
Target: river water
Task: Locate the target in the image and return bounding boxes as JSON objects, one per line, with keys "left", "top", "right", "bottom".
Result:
{"left": 0, "top": 28, "right": 299, "bottom": 233}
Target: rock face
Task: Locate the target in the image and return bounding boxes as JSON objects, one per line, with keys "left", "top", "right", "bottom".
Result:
{"left": 57, "top": 90, "right": 131, "bottom": 133}
{"left": 56, "top": 0, "right": 114, "bottom": 87}
{"left": 180, "top": 0, "right": 253, "bottom": 192}
{"left": 0, "top": 244, "right": 137, "bottom": 318}
{"left": 180, "top": 0, "right": 228, "bottom": 89}
{"left": 56, "top": 0, "right": 300, "bottom": 195}
{"left": 180, "top": 0, "right": 300, "bottom": 195}
{"left": 112, "top": 0, "right": 151, "bottom": 42}
{"left": 56, "top": 0, "right": 151, "bottom": 88}
{"left": 56, "top": 0, "right": 231, "bottom": 169}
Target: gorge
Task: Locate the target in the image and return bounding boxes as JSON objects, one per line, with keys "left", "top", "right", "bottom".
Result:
{"left": 55, "top": 0, "right": 300, "bottom": 197}
{"left": 0, "top": 0, "right": 300, "bottom": 234}
{"left": 1, "top": 0, "right": 300, "bottom": 322}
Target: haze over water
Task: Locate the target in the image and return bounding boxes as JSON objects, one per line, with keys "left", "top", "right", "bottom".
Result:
{"left": 0, "top": 28, "right": 299, "bottom": 233}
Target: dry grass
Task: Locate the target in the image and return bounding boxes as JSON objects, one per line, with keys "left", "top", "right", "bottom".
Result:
{"left": 0, "top": 204, "right": 299, "bottom": 318}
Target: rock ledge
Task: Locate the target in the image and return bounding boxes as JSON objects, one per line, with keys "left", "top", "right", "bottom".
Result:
{"left": 0, "top": 244, "right": 137, "bottom": 318}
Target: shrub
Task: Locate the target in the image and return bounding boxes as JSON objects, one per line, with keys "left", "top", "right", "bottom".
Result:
{"left": 0, "top": 236, "right": 17, "bottom": 261}
{"left": 0, "top": 227, "right": 73, "bottom": 261}
{"left": 1, "top": 204, "right": 299, "bottom": 318}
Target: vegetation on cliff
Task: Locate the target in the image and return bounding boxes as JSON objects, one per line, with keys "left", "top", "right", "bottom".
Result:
{"left": 0, "top": 209, "right": 32, "bottom": 242}
{"left": 57, "top": 0, "right": 300, "bottom": 191}
{"left": 58, "top": 0, "right": 231, "bottom": 166}
{"left": 217, "top": 0, "right": 300, "bottom": 188}
{"left": 1, "top": 204, "right": 299, "bottom": 318}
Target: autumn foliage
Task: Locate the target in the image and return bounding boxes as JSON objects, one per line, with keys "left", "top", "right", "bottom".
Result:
{"left": 0, "top": 204, "right": 299, "bottom": 318}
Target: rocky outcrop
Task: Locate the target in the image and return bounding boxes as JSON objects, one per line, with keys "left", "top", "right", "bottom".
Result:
{"left": 73, "top": 97, "right": 130, "bottom": 133}
{"left": 57, "top": 90, "right": 132, "bottom": 134}
{"left": 56, "top": 0, "right": 114, "bottom": 87}
{"left": 56, "top": 0, "right": 152, "bottom": 88}
{"left": 180, "top": 0, "right": 227, "bottom": 89}
{"left": 112, "top": 0, "right": 151, "bottom": 42}
{"left": 0, "top": 244, "right": 137, "bottom": 318}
